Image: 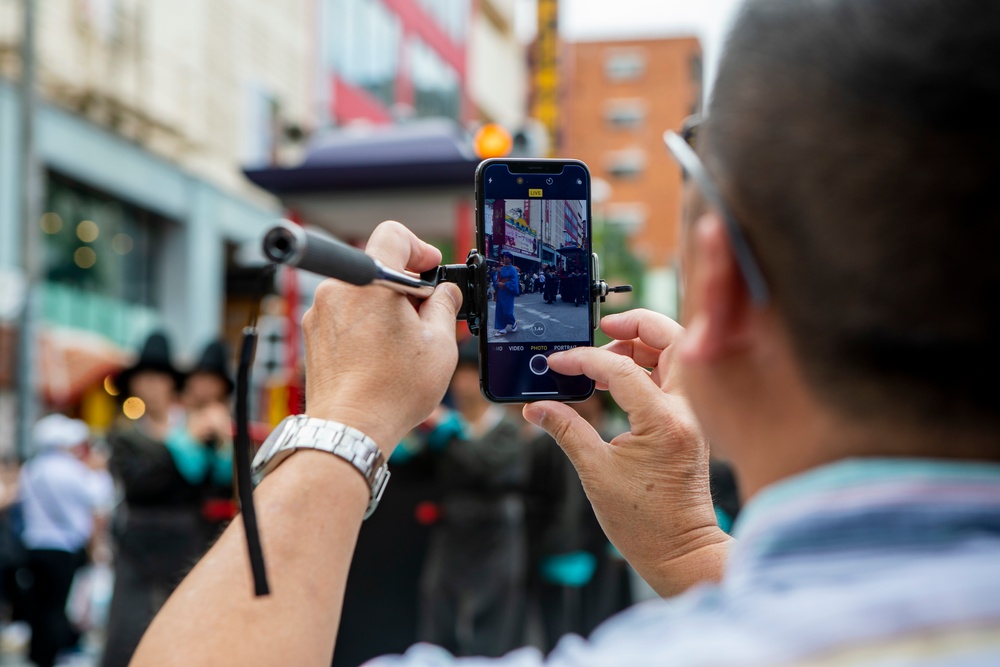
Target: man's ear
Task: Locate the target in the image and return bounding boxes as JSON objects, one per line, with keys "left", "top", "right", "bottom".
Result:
{"left": 679, "top": 212, "right": 754, "bottom": 364}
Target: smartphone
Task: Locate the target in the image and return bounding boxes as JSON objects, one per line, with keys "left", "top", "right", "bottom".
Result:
{"left": 475, "top": 158, "right": 596, "bottom": 403}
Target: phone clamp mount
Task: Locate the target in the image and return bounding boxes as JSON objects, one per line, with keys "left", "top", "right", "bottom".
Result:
{"left": 261, "top": 220, "right": 633, "bottom": 335}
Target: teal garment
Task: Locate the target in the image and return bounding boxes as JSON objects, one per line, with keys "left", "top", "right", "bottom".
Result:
{"left": 715, "top": 506, "right": 734, "bottom": 534}
{"left": 425, "top": 411, "right": 468, "bottom": 451}
{"left": 389, "top": 412, "right": 468, "bottom": 464}
{"left": 165, "top": 428, "right": 233, "bottom": 487}
{"left": 540, "top": 551, "right": 599, "bottom": 588}
{"left": 389, "top": 441, "right": 418, "bottom": 464}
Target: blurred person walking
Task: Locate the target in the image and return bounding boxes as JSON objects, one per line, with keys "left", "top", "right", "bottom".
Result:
{"left": 530, "top": 393, "right": 632, "bottom": 650}
{"left": 101, "top": 332, "right": 229, "bottom": 667}
{"left": 417, "top": 342, "right": 535, "bottom": 657}
{"left": 19, "top": 415, "right": 112, "bottom": 667}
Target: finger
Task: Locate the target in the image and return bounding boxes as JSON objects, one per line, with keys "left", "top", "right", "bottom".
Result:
{"left": 546, "top": 347, "right": 660, "bottom": 415}
{"left": 364, "top": 221, "right": 443, "bottom": 273}
{"left": 419, "top": 283, "right": 463, "bottom": 332}
{"left": 522, "top": 401, "right": 608, "bottom": 468}
{"left": 602, "top": 339, "right": 662, "bottom": 369}
{"left": 601, "top": 309, "right": 684, "bottom": 352}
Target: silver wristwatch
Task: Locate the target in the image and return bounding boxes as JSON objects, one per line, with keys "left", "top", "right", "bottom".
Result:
{"left": 251, "top": 415, "right": 390, "bottom": 519}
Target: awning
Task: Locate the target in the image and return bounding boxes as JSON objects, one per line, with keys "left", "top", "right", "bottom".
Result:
{"left": 37, "top": 327, "right": 129, "bottom": 407}
{"left": 244, "top": 119, "right": 480, "bottom": 195}
{"left": 242, "top": 119, "right": 480, "bottom": 240}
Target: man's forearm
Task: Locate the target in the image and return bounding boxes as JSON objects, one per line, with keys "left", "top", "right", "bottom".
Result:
{"left": 131, "top": 450, "right": 368, "bottom": 667}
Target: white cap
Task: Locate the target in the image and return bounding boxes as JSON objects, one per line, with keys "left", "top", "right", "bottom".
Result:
{"left": 33, "top": 414, "right": 90, "bottom": 452}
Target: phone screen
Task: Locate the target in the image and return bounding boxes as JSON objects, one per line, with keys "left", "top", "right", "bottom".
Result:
{"left": 476, "top": 159, "right": 595, "bottom": 403}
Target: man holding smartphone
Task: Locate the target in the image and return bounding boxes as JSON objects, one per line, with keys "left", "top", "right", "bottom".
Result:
{"left": 131, "top": 0, "right": 1000, "bottom": 665}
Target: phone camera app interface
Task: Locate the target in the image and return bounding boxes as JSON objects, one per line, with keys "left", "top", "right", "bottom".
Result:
{"left": 481, "top": 163, "right": 593, "bottom": 400}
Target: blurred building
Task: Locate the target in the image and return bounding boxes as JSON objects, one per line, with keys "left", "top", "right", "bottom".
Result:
{"left": 563, "top": 37, "right": 703, "bottom": 316}
{"left": 0, "top": 0, "right": 314, "bottom": 443}
{"left": 483, "top": 198, "right": 585, "bottom": 273}
{"left": 322, "top": 0, "right": 526, "bottom": 130}
{"left": 246, "top": 0, "right": 530, "bottom": 252}
{"left": 245, "top": 0, "right": 531, "bottom": 422}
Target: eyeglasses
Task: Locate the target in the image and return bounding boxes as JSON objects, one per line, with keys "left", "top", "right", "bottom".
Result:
{"left": 663, "top": 120, "right": 771, "bottom": 306}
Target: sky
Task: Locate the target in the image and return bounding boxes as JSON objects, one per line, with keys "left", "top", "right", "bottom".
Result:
{"left": 517, "top": 0, "right": 745, "bottom": 95}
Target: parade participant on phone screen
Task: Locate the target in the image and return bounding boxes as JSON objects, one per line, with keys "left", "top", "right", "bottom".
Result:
{"left": 543, "top": 267, "right": 558, "bottom": 305}
{"left": 493, "top": 252, "right": 519, "bottom": 337}
{"left": 133, "top": 2, "right": 1000, "bottom": 665}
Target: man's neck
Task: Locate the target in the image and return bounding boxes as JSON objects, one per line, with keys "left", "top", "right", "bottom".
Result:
{"left": 726, "top": 387, "right": 1000, "bottom": 502}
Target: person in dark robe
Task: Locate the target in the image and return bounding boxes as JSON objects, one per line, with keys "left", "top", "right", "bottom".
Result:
{"left": 417, "top": 342, "right": 536, "bottom": 657}
{"left": 101, "top": 332, "right": 231, "bottom": 667}
{"left": 543, "top": 268, "right": 558, "bottom": 304}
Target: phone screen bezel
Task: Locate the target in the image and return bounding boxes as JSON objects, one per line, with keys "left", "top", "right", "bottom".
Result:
{"left": 474, "top": 158, "right": 596, "bottom": 404}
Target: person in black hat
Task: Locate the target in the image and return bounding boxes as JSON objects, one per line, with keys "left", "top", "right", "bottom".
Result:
{"left": 178, "top": 340, "right": 235, "bottom": 489}
{"left": 182, "top": 341, "right": 234, "bottom": 411}
{"left": 112, "top": 331, "right": 184, "bottom": 431}
{"left": 102, "top": 332, "right": 229, "bottom": 667}
{"left": 180, "top": 340, "right": 237, "bottom": 548}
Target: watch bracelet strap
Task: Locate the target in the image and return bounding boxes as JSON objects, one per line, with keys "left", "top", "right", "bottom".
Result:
{"left": 275, "top": 416, "right": 390, "bottom": 520}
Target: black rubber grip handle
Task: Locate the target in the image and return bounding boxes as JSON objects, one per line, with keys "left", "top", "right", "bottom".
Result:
{"left": 295, "top": 231, "right": 378, "bottom": 286}
{"left": 263, "top": 223, "right": 380, "bottom": 286}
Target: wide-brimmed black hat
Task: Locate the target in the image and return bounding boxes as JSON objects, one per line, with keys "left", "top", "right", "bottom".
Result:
{"left": 115, "top": 331, "right": 185, "bottom": 396}
{"left": 186, "top": 340, "right": 234, "bottom": 396}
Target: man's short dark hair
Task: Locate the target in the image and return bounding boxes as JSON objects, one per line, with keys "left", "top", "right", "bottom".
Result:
{"left": 703, "top": 0, "right": 1000, "bottom": 434}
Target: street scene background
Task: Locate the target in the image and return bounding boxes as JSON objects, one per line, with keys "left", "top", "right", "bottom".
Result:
{"left": 0, "top": 0, "right": 739, "bottom": 665}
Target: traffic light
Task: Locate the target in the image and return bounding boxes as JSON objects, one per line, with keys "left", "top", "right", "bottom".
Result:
{"left": 473, "top": 123, "right": 513, "bottom": 159}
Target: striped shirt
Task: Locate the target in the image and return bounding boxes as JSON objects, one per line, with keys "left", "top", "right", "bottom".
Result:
{"left": 368, "top": 458, "right": 1000, "bottom": 666}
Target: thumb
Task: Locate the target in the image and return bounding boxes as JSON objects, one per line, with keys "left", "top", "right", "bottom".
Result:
{"left": 523, "top": 401, "right": 607, "bottom": 470}
{"left": 419, "top": 282, "right": 462, "bottom": 328}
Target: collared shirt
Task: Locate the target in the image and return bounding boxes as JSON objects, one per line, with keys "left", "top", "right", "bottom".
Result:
{"left": 368, "top": 458, "right": 1000, "bottom": 666}
{"left": 19, "top": 451, "right": 114, "bottom": 552}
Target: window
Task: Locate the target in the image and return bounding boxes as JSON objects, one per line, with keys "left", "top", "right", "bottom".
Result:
{"left": 606, "top": 202, "right": 648, "bottom": 233}
{"left": 409, "top": 36, "right": 461, "bottom": 120}
{"left": 605, "top": 50, "right": 646, "bottom": 81}
{"left": 43, "top": 174, "right": 161, "bottom": 306}
{"left": 604, "top": 99, "right": 646, "bottom": 131}
{"left": 690, "top": 53, "right": 704, "bottom": 116}
{"left": 326, "top": 0, "right": 402, "bottom": 108}
{"left": 690, "top": 53, "right": 704, "bottom": 86}
{"left": 605, "top": 148, "right": 647, "bottom": 180}
{"left": 416, "top": 0, "right": 470, "bottom": 43}
{"left": 40, "top": 174, "right": 165, "bottom": 344}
